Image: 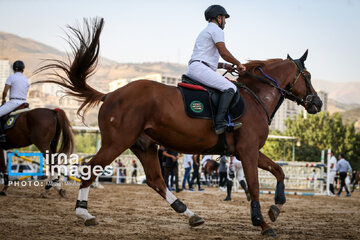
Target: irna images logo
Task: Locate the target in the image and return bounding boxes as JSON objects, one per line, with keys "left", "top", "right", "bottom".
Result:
{"left": 8, "top": 151, "right": 43, "bottom": 177}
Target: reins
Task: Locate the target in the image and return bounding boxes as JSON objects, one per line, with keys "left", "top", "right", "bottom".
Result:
{"left": 223, "top": 64, "right": 308, "bottom": 125}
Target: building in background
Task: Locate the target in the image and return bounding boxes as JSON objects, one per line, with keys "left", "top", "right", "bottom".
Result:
{"left": 0, "top": 59, "right": 12, "bottom": 92}
{"left": 270, "top": 99, "right": 303, "bottom": 132}
{"left": 109, "top": 73, "right": 180, "bottom": 92}
{"left": 317, "top": 90, "right": 328, "bottom": 113}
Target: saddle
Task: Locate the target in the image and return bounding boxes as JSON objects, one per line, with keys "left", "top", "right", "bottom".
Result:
{"left": 178, "top": 75, "right": 245, "bottom": 155}
{"left": 178, "top": 75, "right": 244, "bottom": 121}
{"left": 2, "top": 103, "right": 30, "bottom": 130}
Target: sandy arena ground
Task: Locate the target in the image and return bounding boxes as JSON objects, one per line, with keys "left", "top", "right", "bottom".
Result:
{"left": 0, "top": 183, "right": 359, "bottom": 240}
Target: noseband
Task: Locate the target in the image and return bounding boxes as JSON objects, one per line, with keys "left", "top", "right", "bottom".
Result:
{"left": 228, "top": 61, "right": 317, "bottom": 124}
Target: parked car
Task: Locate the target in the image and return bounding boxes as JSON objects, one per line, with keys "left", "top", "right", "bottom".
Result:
{"left": 9, "top": 163, "right": 39, "bottom": 180}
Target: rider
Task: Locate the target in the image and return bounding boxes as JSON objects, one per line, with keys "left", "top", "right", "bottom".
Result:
{"left": 186, "top": 5, "right": 246, "bottom": 134}
{"left": 0, "top": 60, "right": 30, "bottom": 142}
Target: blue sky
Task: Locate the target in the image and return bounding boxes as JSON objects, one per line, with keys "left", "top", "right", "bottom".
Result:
{"left": 0, "top": 0, "right": 359, "bottom": 83}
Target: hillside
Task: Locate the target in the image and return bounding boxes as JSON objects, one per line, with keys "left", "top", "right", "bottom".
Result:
{"left": 0, "top": 31, "right": 186, "bottom": 92}
{"left": 0, "top": 31, "right": 359, "bottom": 116}
{"left": 340, "top": 107, "right": 360, "bottom": 130}
{"left": 312, "top": 79, "right": 360, "bottom": 105}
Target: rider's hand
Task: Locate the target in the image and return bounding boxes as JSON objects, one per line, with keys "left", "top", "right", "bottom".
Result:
{"left": 225, "top": 64, "right": 236, "bottom": 73}
{"left": 237, "top": 64, "right": 246, "bottom": 74}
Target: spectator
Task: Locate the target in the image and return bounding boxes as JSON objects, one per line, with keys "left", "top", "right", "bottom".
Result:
{"left": 218, "top": 156, "right": 227, "bottom": 191}
{"left": 182, "top": 154, "right": 193, "bottom": 190}
{"left": 189, "top": 154, "right": 204, "bottom": 191}
{"left": 131, "top": 160, "right": 137, "bottom": 184}
{"left": 163, "top": 149, "right": 182, "bottom": 192}
{"left": 224, "top": 156, "right": 250, "bottom": 201}
{"left": 117, "top": 160, "right": 125, "bottom": 183}
{"left": 336, "top": 154, "right": 352, "bottom": 197}
{"left": 328, "top": 152, "right": 337, "bottom": 195}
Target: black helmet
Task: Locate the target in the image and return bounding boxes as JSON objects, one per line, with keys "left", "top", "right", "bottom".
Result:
{"left": 13, "top": 60, "right": 25, "bottom": 72}
{"left": 204, "top": 5, "right": 230, "bottom": 21}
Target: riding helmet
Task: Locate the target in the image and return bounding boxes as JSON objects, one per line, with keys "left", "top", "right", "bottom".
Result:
{"left": 13, "top": 60, "right": 25, "bottom": 72}
{"left": 204, "top": 5, "right": 230, "bottom": 21}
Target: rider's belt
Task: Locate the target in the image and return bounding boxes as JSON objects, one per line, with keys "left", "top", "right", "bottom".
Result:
{"left": 189, "top": 60, "right": 211, "bottom": 68}
{"left": 10, "top": 98, "right": 26, "bottom": 101}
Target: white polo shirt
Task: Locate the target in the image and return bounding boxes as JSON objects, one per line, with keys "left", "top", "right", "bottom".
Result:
{"left": 329, "top": 156, "right": 337, "bottom": 172}
{"left": 183, "top": 154, "right": 193, "bottom": 168}
{"left": 5, "top": 72, "right": 30, "bottom": 101}
{"left": 189, "top": 22, "right": 225, "bottom": 71}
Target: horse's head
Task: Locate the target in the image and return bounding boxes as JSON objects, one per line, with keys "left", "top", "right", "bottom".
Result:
{"left": 286, "top": 50, "right": 322, "bottom": 114}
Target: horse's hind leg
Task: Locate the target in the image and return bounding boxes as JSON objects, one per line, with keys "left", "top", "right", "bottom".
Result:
{"left": 130, "top": 136, "right": 204, "bottom": 227}
{"left": 258, "top": 152, "right": 286, "bottom": 222}
{"left": 0, "top": 149, "right": 9, "bottom": 196}
{"left": 75, "top": 144, "right": 125, "bottom": 226}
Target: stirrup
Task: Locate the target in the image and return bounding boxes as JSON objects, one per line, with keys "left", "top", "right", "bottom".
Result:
{"left": 215, "top": 124, "right": 227, "bottom": 135}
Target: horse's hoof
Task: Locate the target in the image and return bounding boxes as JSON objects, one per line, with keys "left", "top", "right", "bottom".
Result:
{"left": 59, "top": 189, "right": 66, "bottom": 198}
{"left": 262, "top": 228, "right": 277, "bottom": 238}
{"left": 84, "top": 218, "right": 98, "bottom": 226}
{"left": 268, "top": 205, "right": 281, "bottom": 222}
{"left": 0, "top": 191, "right": 7, "bottom": 196}
{"left": 189, "top": 215, "right": 205, "bottom": 227}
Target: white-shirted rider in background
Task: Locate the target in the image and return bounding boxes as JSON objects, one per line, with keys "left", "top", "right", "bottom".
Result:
{"left": 186, "top": 5, "right": 246, "bottom": 134}
{"left": 0, "top": 60, "right": 30, "bottom": 142}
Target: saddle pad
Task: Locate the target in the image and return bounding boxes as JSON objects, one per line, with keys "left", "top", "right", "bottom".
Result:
{"left": 4, "top": 113, "right": 21, "bottom": 130}
{"left": 179, "top": 86, "right": 245, "bottom": 120}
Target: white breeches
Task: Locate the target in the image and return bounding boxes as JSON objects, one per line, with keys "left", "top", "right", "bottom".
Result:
{"left": 328, "top": 171, "right": 336, "bottom": 185}
{"left": 186, "top": 62, "right": 237, "bottom": 92}
{"left": 0, "top": 100, "right": 26, "bottom": 117}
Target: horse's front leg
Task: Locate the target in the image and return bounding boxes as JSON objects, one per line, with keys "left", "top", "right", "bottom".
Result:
{"left": 258, "top": 152, "right": 286, "bottom": 222}
{"left": 0, "top": 149, "right": 9, "bottom": 196}
{"left": 238, "top": 148, "right": 277, "bottom": 238}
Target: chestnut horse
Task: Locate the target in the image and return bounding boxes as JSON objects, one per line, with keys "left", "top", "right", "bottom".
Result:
{"left": 37, "top": 18, "right": 322, "bottom": 237}
{"left": 0, "top": 108, "right": 74, "bottom": 197}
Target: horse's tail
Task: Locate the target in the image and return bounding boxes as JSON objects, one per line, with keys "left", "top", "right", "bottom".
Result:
{"left": 35, "top": 18, "right": 105, "bottom": 122}
{"left": 50, "top": 109, "right": 75, "bottom": 155}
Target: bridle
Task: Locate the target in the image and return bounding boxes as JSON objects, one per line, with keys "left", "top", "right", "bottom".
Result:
{"left": 287, "top": 58, "right": 318, "bottom": 109}
{"left": 224, "top": 60, "right": 317, "bottom": 124}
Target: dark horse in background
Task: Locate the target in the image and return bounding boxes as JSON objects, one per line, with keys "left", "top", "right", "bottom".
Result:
{"left": 203, "top": 159, "right": 219, "bottom": 186}
{"left": 0, "top": 108, "right": 74, "bottom": 197}
{"left": 351, "top": 170, "right": 359, "bottom": 192}
{"left": 36, "top": 18, "right": 322, "bottom": 237}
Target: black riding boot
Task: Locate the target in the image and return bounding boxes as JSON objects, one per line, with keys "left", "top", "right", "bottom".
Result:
{"left": 224, "top": 180, "right": 233, "bottom": 201}
{"left": 215, "top": 88, "right": 242, "bottom": 134}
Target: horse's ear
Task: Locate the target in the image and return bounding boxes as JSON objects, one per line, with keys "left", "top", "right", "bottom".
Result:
{"left": 287, "top": 54, "right": 293, "bottom": 61}
{"left": 299, "top": 49, "right": 308, "bottom": 63}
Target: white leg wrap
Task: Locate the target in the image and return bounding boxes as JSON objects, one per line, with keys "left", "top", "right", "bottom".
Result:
{"left": 75, "top": 187, "right": 94, "bottom": 221}
{"left": 182, "top": 208, "right": 195, "bottom": 218}
{"left": 76, "top": 208, "right": 95, "bottom": 221}
{"left": 165, "top": 188, "right": 177, "bottom": 204}
{"left": 78, "top": 187, "right": 90, "bottom": 201}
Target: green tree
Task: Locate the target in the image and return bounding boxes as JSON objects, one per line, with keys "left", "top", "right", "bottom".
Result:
{"left": 74, "top": 133, "right": 97, "bottom": 153}
{"left": 284, "top": 111, "right": 360, "bottom": 169}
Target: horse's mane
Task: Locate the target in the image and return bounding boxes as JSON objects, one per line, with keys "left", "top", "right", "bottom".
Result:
{"left": 244, "top": 58, "right": 283, "bottom": 74}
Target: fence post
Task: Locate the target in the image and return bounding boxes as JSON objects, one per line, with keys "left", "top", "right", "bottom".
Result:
{"left": 326, "top": 149, "right": 331, "bottom": 195}
{"left": 320, "top": 150, "right": 325, "bottom": 194}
